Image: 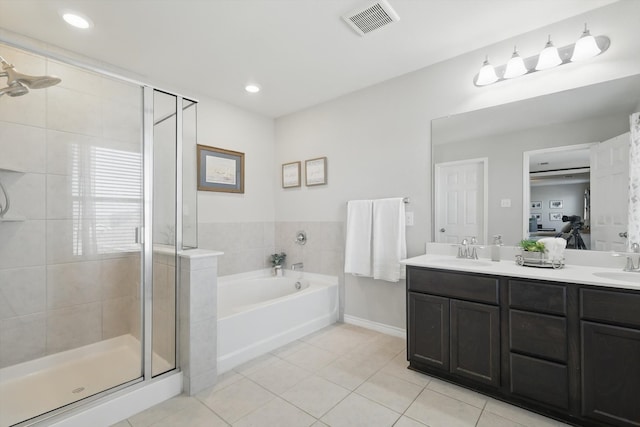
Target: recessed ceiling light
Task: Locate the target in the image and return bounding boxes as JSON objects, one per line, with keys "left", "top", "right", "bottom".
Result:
{"left": 61, "top": 11, "right": 93, "bottom": 29}
{"left": 245, "top": 84, "right": 260, "bottom": 93}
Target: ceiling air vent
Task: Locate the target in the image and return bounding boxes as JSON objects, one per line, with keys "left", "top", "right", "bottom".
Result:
{"left": 342, "top": 0, "right": 400, "bottom": 36}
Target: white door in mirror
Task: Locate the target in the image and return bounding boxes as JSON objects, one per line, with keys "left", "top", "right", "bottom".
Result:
{"left": 591, "top": 132, "right": 629, "bottom": 252}
{"left": 435, "top": 159, "right": 486, "bottom": 244}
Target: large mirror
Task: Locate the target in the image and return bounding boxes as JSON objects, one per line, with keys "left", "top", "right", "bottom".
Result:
{"left": 431, "top": 74, "right": 640, "bottom": 251}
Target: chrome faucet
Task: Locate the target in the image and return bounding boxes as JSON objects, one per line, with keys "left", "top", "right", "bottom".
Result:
{"left": 291, "top": 262, "right": 304, "bottom": 271}
{"left": 624, "top": 243, "right": 640, "bottom": 272}
{"left": 457, "top": 238, "right": 479, "bottom": 259}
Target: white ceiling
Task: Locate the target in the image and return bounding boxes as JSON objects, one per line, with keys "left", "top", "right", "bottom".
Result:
{"left": 0, "top": 0, "right": 618, "bottom": 117}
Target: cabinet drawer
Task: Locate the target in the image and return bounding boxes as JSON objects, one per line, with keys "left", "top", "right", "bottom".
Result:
{"left": 509, "top": 280, "right": 566, "bottom": 315}
{"left": 510, "top": 310, "right": 567, "bottom": 362}
{"left": 510, "top": 353, "right": 569, "bottom": 410}
{"left": 581, "top": 288, "right": 640, "bottom": 328}
{"left": 407, "top": 268, "right": 499, "bottom": 304}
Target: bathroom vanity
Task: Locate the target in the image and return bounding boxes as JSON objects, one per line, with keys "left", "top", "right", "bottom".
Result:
{"left": 404, "top": 255, "right": 640, "bottom": 427}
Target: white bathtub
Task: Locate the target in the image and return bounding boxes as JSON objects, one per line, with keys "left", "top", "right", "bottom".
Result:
{"left": 217, "top": 269, "right": 339, "bottom": 373}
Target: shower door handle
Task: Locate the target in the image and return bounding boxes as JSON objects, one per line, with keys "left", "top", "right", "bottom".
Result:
{"left": 135, "top": 227, "right": 145, "bottom": 244}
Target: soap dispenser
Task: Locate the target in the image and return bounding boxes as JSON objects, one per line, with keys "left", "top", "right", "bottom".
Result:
{"left": 491, "top": 235, "right": 502, "bottom": 262}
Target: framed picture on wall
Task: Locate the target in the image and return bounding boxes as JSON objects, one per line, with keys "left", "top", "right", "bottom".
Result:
{"left": 282, "top": 161, "right": 301, "bottom": 188}
{"left": 550, "top": 200, "right": 564, "bottom": 209}
{"left": 550, "top": 212, "right": 563, "bottom": 221}
{"left": 531, "top": 213, "right": 542, "bottom": 221}
{"left": 530, "top": 201, "right": 542, "bottom": 209}
{"left": 305, "top": 157, "right": 327, "bottom": 186}
{"left": 197, "top": 144, "right": 245, "bottom": 193}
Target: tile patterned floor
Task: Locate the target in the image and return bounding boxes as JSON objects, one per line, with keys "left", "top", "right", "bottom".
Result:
{"left": 111, "top": 323, "right": 571, "bottom": 427}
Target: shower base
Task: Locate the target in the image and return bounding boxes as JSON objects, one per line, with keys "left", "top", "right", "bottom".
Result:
{"left": 0, "top": 334, "right": 171, "bottom": 427}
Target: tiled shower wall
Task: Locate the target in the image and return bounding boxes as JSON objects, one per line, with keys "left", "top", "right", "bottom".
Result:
{"left": 0, "top": 45, "right": 142, "bottom": 368}
{"left": 198, "top": 221, "right": 344, "bottom": 277}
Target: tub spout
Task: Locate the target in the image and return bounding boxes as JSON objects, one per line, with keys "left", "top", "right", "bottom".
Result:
{"left": 291, "top": 262, "right": 304, "bottom": 271}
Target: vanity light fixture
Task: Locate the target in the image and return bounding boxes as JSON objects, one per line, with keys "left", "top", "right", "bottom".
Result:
{"left": 61, "top": 11, "right": 93, "bottom": 29}
{"left": 571, "top": 24, "right": 601, "bottom": 61}
{"left": 535, "top": 35, "right": 562, "bottom": 70}
{"left": 476, "top": 56, "right": 498, "bottom": 86}
{"left": 504, "top": 47, "right": 527, "bottom": 79}
{"left": 473, "top": 24, "right": 610, "bottom": 87}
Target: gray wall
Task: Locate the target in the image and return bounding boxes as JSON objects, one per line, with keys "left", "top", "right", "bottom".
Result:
{"left": 274, "top": 2, "right": 640, "bottom": 329}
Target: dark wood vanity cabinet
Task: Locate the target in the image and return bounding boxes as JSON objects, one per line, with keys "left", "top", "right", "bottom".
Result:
{"left": 407, "top": 268, "right": 500, "bottom": 387}
{"left": 406, "top": 265, "right": 640, "bottom": 427}
{"left": 507, "top": 279, "right": 573, "bottom": 411}
{"left": 580, "top": 289, "right": 640, "bottom": 427}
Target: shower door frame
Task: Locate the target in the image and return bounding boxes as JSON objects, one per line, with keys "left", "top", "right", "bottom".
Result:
{"left": 0, "top": 36, "right": 195, "bottom": 424}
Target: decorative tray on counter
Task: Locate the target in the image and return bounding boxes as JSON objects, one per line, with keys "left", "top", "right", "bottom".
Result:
{"left": 515, "top": 251, "right": 565, "bottom": 269}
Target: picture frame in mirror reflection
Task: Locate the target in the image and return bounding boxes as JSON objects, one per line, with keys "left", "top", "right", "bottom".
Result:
{"left": 282, "top": 161, "right": 301, "bottom": 188}
{"left": 197, "top": 144, "right": 244, "bottom": 193}
{"left": 550, "top": 212, "right": 563, "bottom": 221}
{"left": 550, "top": 200, "right": 564, "bottom": 209}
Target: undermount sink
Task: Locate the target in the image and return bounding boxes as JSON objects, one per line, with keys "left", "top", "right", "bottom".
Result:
{"left": 592, "top": 271, "right": 640, "bottom": 284}
{"left": 432, "top": 258, "right": 494, "bottom": 268}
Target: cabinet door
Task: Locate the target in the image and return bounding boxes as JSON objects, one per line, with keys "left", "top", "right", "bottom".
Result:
{"left": 450, "top": 299, "right": 500, "bottom": 386}
{"left": 582, "top": 321, "right": 640, "bottom": 427}
{"left": 408, "top": 292, "right": 449, "bottom": 370}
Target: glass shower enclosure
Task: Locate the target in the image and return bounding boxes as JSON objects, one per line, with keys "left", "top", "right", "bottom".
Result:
{"left": 0, "top": 42, "right": 197, "bottom": 426}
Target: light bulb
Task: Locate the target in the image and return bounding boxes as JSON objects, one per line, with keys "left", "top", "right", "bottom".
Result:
{"left": 535, "top": 35, "right": 562, "bottom": 71}
{"left": 61, "top": 12, "right": 92, "bottom": 29}
{"left": 571, "top": 24, "right": 601, "bottom": 61}
{"left": 476, "top": 57, "right": 498, "bottom": 86}
{"left": 504, "top": 47, "right": 528, "bottom": 79}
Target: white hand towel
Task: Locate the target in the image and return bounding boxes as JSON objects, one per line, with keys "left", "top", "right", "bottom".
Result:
{"left": 372, "top": 198, "right": 407, "bottom": 282}
{"left": 538, "top": 237, "right": 567, "bottom": 261}
{"left": 344, "top": 200, "right": 373, "bottom": 276}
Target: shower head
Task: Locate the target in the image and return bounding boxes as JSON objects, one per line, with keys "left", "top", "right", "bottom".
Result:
{"left": 0, "top": 56, "right": 61, "bottom": 90}
{"left": 0, "top": 82, "right": 28, "bottom": 97}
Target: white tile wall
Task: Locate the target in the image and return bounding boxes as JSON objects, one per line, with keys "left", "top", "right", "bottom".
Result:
{"left": 46, "top": 302, "right": 102, "bottom": 354}
{"left": 0, "top": 43, "right": 146, "bottom": 369}
{"left": 0, "top": 121, "right": 46, "bottom": 172}
{"left": 0, "top": 312, "right": 46, "bottom": 366}
{"left": 0, "top": 220, "right": 46, "bottom": 269}
{"left": 0, "top": 266, "right": 46, "bottom": 319}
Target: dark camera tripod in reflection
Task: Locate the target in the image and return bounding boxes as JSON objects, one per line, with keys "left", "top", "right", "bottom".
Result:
{"left": 557, "top": 215, "right": 587, "bottom": 250}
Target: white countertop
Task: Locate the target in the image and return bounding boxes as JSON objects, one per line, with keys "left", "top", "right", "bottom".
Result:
{"left": 402, "top": 254, "right": 640, "bottom": 292}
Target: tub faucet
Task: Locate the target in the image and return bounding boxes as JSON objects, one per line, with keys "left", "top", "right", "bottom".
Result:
{"left": 291, "top": 262, "right": 304, "bottom": 271}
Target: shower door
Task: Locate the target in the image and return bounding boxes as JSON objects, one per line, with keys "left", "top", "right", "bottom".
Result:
{"left": 0, "top": 44, "right": 146, "bottom": 426}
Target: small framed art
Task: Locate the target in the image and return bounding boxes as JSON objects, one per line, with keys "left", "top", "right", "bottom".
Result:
{"left": 197, "top": 144, "right": 244, "bottom": 193}
{"left": 305, "top": 157, "right": 327, "bottom": 186}
{"left": 282, "top": 161, "right": 301, "bottom": 188}
{"left": 530, "top": 201, "right": 542, "bottom": 209}
{"left": 549, "top": 212, "right": 563, "bottom": 221}
{"left": 550, "top": 200, "right": 563, "bottom": 209}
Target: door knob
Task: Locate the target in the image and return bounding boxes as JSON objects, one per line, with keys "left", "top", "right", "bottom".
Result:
{"left": 439, "top": 228, "right": 446, "bottom": 232}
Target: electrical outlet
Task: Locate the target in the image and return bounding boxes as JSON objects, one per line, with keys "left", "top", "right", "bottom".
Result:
{"left": 405, "top": 211, "right": 414, "bottom": 226}
{"left": 500, "top": 198, "right": 512, "bottom": 208}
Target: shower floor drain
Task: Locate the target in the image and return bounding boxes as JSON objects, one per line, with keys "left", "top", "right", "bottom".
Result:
{"left": 71, "top": 387, "right": 85, "bottom": 394}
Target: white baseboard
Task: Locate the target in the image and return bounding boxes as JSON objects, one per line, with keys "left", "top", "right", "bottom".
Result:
{"left": 343, "top": 315, "right": 406, "bottom": 338}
